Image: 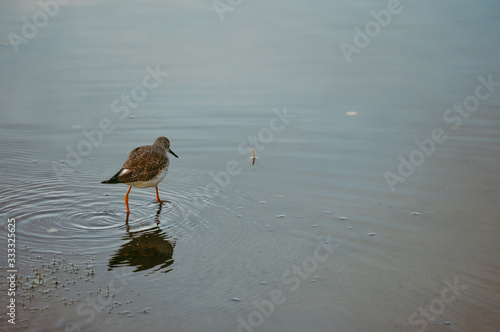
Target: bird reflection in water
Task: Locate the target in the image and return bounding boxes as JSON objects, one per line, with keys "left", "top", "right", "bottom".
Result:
{"left": 109, "top": 205, "right": 175, "bottom": 273}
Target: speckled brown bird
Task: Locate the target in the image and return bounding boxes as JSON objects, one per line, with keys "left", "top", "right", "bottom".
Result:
{"left": 101, "top": 137, "right": 178, "bottom": 215}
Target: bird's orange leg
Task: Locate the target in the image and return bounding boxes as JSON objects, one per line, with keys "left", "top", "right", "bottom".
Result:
{"left": 124, "top": 186, "right": 132, "bottom": 215}
{"left": 156, "top": 186, "right": 163, "bottom": 204}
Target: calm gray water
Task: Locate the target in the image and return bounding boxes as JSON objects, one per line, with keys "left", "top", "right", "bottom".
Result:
{"left": 1, "top": 0, "right": 500, "bottom": 331}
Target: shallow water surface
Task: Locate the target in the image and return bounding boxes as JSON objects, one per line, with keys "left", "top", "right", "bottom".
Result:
{"left": 1, "top": 0, "right": 500, "bottom": 331}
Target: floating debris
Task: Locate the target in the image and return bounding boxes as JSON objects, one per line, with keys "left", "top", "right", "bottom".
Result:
{"left": 231, "top": 297, "right": 240, "bottom": 302}
{"left": 443, "top": 322, "right": 451, "bottom": 326}
{"left": 368, "top": 232, "right": 376, "bottom": 236}
{"left": 338, "top": 216, "right": 347, "bottom": 221}
{"left": 259, "top": 201, "right": 266, "bottom": 204}
{"left": 347, "top": 226, "right": 353, "bottom": 229}
{"left": 138, "top": 307, "right": 151, "bottom": 314}
{"left": 346, "top": 111, "right": 358, "bottom": 116}
{"left": 411, "top": 212, "right": 421, "bottom": 216}
{"left": 312, "top": 224, "right": 318, "bottom": 228}
{"left": 276, "top": 214, "right": 286, "bottom": 218}
{"left": 260, "top": 282, "right": 266, "bottom": 285}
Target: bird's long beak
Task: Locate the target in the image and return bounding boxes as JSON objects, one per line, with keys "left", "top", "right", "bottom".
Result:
{"left": 169, "top": 149, "right": 179, "bottom": 158}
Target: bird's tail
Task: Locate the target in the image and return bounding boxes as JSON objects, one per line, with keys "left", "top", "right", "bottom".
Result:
{"left": 101, "top": 170, "right": 122, "bottom": 184}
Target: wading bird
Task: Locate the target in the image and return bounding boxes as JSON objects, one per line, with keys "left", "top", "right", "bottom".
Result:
{"left": 102, "top": 137, "right": 178, "bottom": 218}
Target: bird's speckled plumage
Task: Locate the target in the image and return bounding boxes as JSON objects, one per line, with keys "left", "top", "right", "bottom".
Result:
{"left": 102, "top": 137, "right": 178, "bottom": 187}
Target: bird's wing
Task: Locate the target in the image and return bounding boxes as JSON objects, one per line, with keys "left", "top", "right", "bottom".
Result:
{"left": 116, "top": 146, "right": 167, "bottom": 183}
